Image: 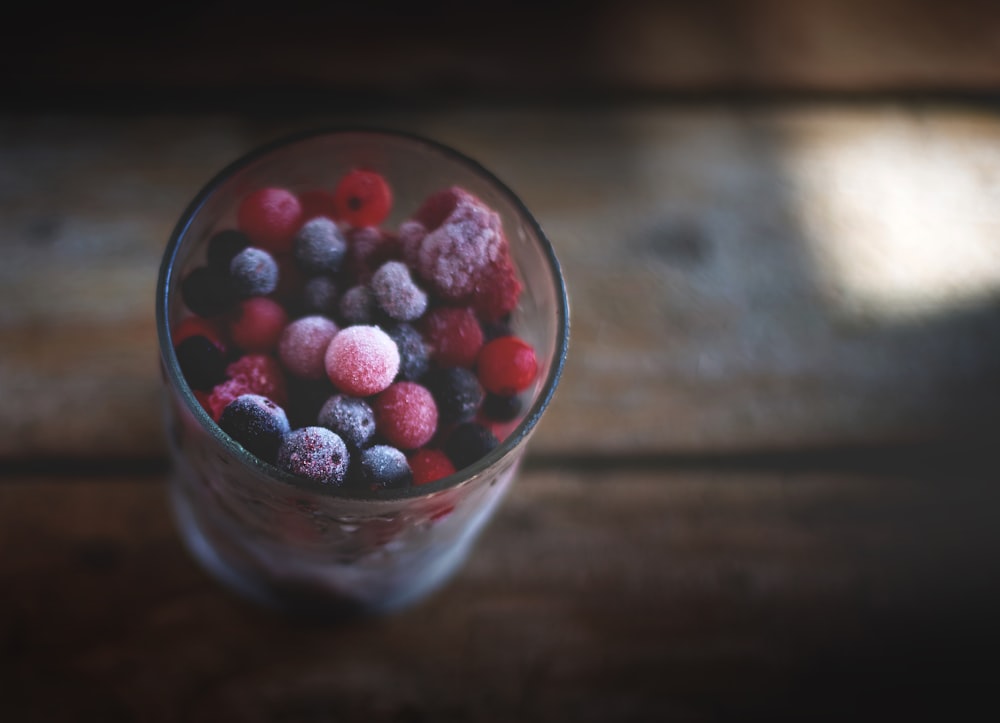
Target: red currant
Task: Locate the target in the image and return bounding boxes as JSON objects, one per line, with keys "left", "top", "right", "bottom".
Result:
{"left": 333, "top": 169, "right": 393, "bottom": 227}
{"left": 477, "top": 336, "right": 538, "bottom": 396}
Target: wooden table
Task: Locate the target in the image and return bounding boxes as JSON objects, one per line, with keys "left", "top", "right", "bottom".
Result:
{"left": 3, "top": 102, "right": 1000, "bottom": 720}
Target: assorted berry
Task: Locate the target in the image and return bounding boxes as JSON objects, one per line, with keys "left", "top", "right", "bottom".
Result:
{"left": 172, "top": 169, "right": 540, "bottom": 493}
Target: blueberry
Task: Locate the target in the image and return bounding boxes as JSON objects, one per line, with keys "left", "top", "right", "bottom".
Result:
{"left": 293, "top": 217, "right": 347, "bottom": 275}
{"left": 385, "top": 322, "right": 429, "bottom": 382}
{"left": 206, "top": 229, "right": 250, "bottom": 269}
{"left": 338, "top": 285, "right": 376, "bottom": 326}
{"left": 302, "top": 275, "right": 339, "bottom": 315}
{"left": 371, "top": 260, "right": 427, "bottom": 321}
{"left": 359, "top": 445, "right": 412, "bottom": 491}
{"left": 317, "top": 394, "right": 376, "bottom": 449}
{"left": 180, "top": 265, "right": 236, "bottom": 317}
{"left": 218, "top": 394, "right": 290, "bottom": 464}
{"left": 482, "top": 392, "right": 523, "bottom": 422}
{"left": 229, "top": 247, "right": 279, "bottom": 297}
{"left": 422, "top": 367, "right": 483, "bottom": 426}
{"left": 175, "top": 335, "right": 226, "bottom": 391}
{"left": 443, "top": 422, "right": 498, "bottom": 471}
{"left": 276, "top": 427, "right": 349, "bottom": 486}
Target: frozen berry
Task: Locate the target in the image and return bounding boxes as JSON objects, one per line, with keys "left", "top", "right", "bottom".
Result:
{"left": 229, "top": 296, "right": 289, "bottom": 353}
{"left": 346, "top": 226, "right": 402, "bottom": 281}
{"left": 237, "top": 187, "right": 303, "bottom": 254}
{"left": 172, "top": 315, "right": 227, "bottom": 352}
{"left": 477, "top": 336, "right": 538, "bottom": 395}
{"left": 180, "top": 265, "right": 236, "bottom": 317}
{"left": 298, "top": 189, "right": 338, "bottom": 221}
{"left": 411, "top": 186, "right": 468, "bottom": 231}
{"left": 317, "top": 394, "right": 376, "bottom": 449}
{"left": 278, "top": 315, "right": 339, "bottom": 380}
{"left": 421, "top": 306, "right": 483, "bottom": 368}
{"left": 385, "top": 323, "right": 429, "bottom": 381}
{"left": 333, "top": 169, "right": 393, "bottom": 227}
{"left": 359, "top": 444, "right": 412, "bottom": 491}
{"left": 206, "top": 353, "right": 290, "bottom": 421}
{"left": 398, "top": 220, "right": 427, "bottom": 266}
{"left": 229, "top": 247, "right": 279, "bottom": 297}
{"left": 371, "top": 260, "right": 427, "bottom": 322}
{"left": 338, "top": 285, "right": 377, "bottom": 326}
{"left": 302, "top": 276, "right": 339, "bottom": 315}
{"left": 175, "top": 335, "right": 227, "bottom": 391}
{"left": 482, "top": 392, "right": 523, "bottom": 422}
{"left": 206, "top": 229, "right": 250, "bottom": 269}
{"left": 218, "top": 393, "right": 290, "bottom": 464}
{"left": 276, "top": 426, "right": 350, "bottom": 486}
{"left": 444, "top": 422, "right": 499, "bottom": 470}
{"left": 408, "top": 448, "right": 456, "bottom": 486}
{"left": 293, "top": 216, "right": 347, "bottom": 275}
{"left": 471, "top": 253, "right": 522, "bottom": 323}
{"left": 325, "top": 325, "right": 400, "bottom": 396}
{"left": 422, "top": 367, "right": 483, "bottom": 426}
{"left": 373, "top": 382, "right": 438, "bottom": 450}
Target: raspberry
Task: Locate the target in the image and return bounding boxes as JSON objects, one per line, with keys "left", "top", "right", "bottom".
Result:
{"left": 180, "top": 265, "right": 236, "bottom": 318}
{"left": 408, "top": 448, "right": 456, "bottom": 486}
{"left": 422, "top": 367, "right": 483, "bottom": 427}
{"left": 237, "top": 187, "right": 303, "bottom": 254}
{"left": 398, "top": 220, "right": 427, "bottom": 266}
{"left": 421, "top": 306, "right": 483, "bottom": 368}
{"left": 302, "top": 275, "right": 339, "bottom": 316}
{"left": 228, "top": 296, "right": 289, "bottom": 353}
{"left": 218, "top": 394, "right": 290, "bottom": 464}
{"left": 324, "top": 325, "right": 400, "bottom": 396}
{"left": 226, "top": 353, "right": 288, "bottom": 403}
{"left": 470, "top": 253, "right": 522, "bottom": 323}
{"left": 206, "top": 229, "right": 250, "bottom": 269}
{"left": 443, "top": 422, "right": 498, "bottom": 471}
{"left": 358, "top": 444, "right": 412, "bottom": 491}
{"left": 373, "top": 382, "right": 438, "bottom": 450}
{"left": 338, "top": 285, "right": 377, "bottom": 326}
{"left": 298, "top": 189, "right": 338, "bottom": 222}
{"left": 477, "top": 336, "right": 538, "bottom": 396}
{"left": 385, "top": 323, "right": 429, "bottom": 381}
{"left": 293, "top": 217, "right": 347, "bottom": 275}
{"left": 317, "top": 394, "right": 376, "bottom": 449}
{"left": 175, "top": 335, "right": 227, "bottom": 391}
{"left": 278, "top": 315, "right": 339, "bottom": 380}
{"left": 411, "top": 186, "right": 469, "bottom": 231}
{"left": 276, "top": 426, "right": 349, "bottom": 486}
{"left": 333, "top": 169, "right": 393, "bottom": 228}
{"left": 371, "top": 260, "right": 427, "bottom": 322}
{"left": 229, "top": 247, "right": 279, "bottom": 297}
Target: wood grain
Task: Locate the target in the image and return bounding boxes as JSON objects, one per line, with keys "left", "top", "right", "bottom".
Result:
{"left": 3, "top": 106, "right": 1000, "bottom": 459}
{"left": 2, "top": 466, "right": 997, "bottom": 720}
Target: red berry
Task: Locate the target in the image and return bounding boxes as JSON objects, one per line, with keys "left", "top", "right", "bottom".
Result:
{"left": 408, "top": 448, "right": 456, "bottom": 486}
{"left": 237, "top": 187, "right": 303, "bottom": 254}
{"left": 477, "top": 336, "right": 538, "bottom": 395}
{"left": 324, "top": 325, "right": 400, "bottom": 396}
{"left": 471, "top": 253, "right": 522, "bottom": 323}
{"left": 421, "top": 306, "right": 483, "bottom": 368}
{"left": 373, "top": 382, "right": 438, "bottom": 450}
{"left": 206, "top": 354, "right": 288, "bottom": 421}
{"left": 333, "top": 169, "right": 393, "bottom": 228}
{"left": 298, "top": 188, "right": 339, "bottom": 221}
{"left": 228, "top": 296, "right": 289, "bottom": 353}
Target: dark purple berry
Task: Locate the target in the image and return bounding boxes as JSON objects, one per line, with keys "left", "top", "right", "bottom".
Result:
{"left": 206, "top": 229, "right": 250, "bottom": 269}
{"left": 302, "top": 275, "right": 339, "bottom": 315}
{"left": 481, "top": 317, "right": 513, "bottom": 342}
{"left": 175, "top": 335, "right": 226, "bottom": 391}
{"left": 180, "top": 265, "right": 236, "bottom": 317}
{"left": 338, "top": 285, "right": 376, "bottom": 325}
{"left": 229, "top": 247, "right": 279, "bottom": 297}
{"left": 293, "top": 217, "right": 347, "bottom": 274}
{"left": 386, "top": 322, "right": 429, "bottom": 382}
{"left": 422, "top": 367, "right": 484, "bottom": 426}
{"left": 317, "top": 394, "right": 376, "bottom": 449}
{"left": 218, "top": 393, "right": 290, "bottom": 464}
{"left": 482, "top": 392, "right": 523, "bottom": 422}
{"left": 359, "top": 444, "right": 412, "bottom": 491}
{"left": 443, "top": 422, "right": 498, "bottom": 470}
{"left": 276, "top": 426, "right": 350, "bottom": 486}
{"left": 371, "top": 260, "right": 427, "bottom": 321}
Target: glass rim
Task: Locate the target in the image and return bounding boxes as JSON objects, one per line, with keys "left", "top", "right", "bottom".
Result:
{"left": 156, "top": 125, "right": 570, "bottom": 502}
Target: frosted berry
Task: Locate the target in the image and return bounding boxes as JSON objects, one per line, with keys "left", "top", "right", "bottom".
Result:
{"left": 325, "top": 325, "right": 400, "bottom": 396}
{"left": 411, "top": 186, "right": 469, "bottom": 231}
{"left": 276, "top": 426, "right": 350, "bottom": 486}
{"left": 175, "top": 335, "right": 227, "bottom": 391}
{"left": 206, "top": 353, "right": 290, "bottom": 420}
{"left": 359, "top": 444, "right": 412, "bottom": 491}
{"left": 373, "top": 382, "right": 438, "bottom": 450}
{"left": 421, "top": 306, "right": 483, "bottom": 368}
{"left": 302, "top": 275, "right": 339, "bottom": 316}
{"left": 371, "top": 260, "right": 427, "bottom": 322}
{"left": 338, "top": 285, "right": 377, "bottom": 326}
{"left": 408, "top": 448, "right": 456, "bottom": 486}
{"left": 218, "top": 393, "right": 290, "bottom": 464}
{"left": 385, "top": 323, "right": 429, "bottom": 381}
{"left": 477, "top": 336, "right": 538, "bottom": 395}
{"left": 443, "top": 422, "right": 499, "bottom": 471}
{"left": 229, "top": 296, "right": 289, "bottom": 353}
{"left": 181, "top": 265, "right": 236, "bottom": 317}
{"left": 229, "top": 247, "right": 279, "bottom": 297}
{"left": 206, "top": 229, "right": 250, "bottom": 269}
{"left": 317, "top": 394, "right": 376, "bottom": 449}
{"left": 293, "top": 216, "right": 347, "bottom": 275}
{"left": 471, "top": 253, "right": 522, "bottom": 323}
{"left": 398, "top": 220, "right": 427, "bottom": 266}
{"left": 278, "top": 315, "right": 339, "bottom": 380}
{"left": 422, "top": 367, "right": 483, "bottom": 426}
{"left": 237, "top": 187, "right": 303, "bottom": 254}
{"left": 333, "top": 169, "right": 393, "bottom": 227}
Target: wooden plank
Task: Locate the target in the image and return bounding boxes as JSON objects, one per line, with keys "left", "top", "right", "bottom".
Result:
{"left": 3, "top": 107, "right": 1000, "bottom": 458}
{"left": 5, "top": 0, "right": 1000, "bottom": 98}
{"left": 1, "top": 467, "right": 997, "bottom": 720}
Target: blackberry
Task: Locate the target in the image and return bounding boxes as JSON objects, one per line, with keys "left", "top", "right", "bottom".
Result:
{"left": 359, "top": 445, "right": 412, "bottom": 491}
{"left": 385, "top": 322, "right": 429, "bottom": 382}
{"left": 443, "top": 422, "right": 498, "bottom": 471}
{"left": 218, "top": 393, "right": 290, "bottom": 464}
{"left": 422, "top": 367, "right": 483, "bottom": 426}
{"left": 175, "top": 334, "right": 227, "bottom": 391}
